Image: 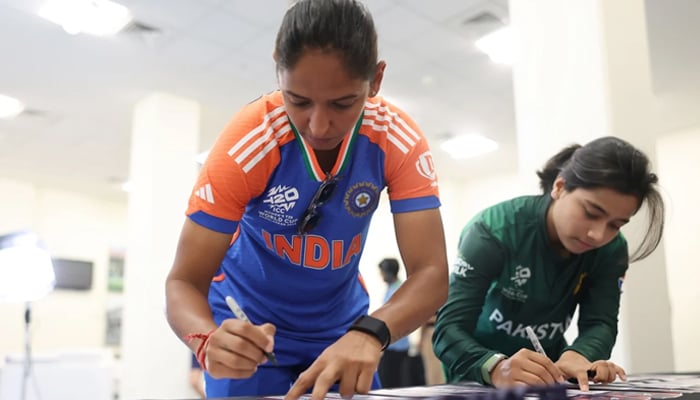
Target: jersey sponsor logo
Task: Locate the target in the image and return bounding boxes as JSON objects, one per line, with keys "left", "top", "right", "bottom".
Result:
{"left": 416, "top": 151, "right": 436, "bottom": 181}
{"left": 194, "top": 183, "right": 215, "bottom": 204}
{"left": 488, "top": 308, "right": 572, "bottom": 340}
{"left": 453, "top": 257, "right": 474, "bottom": 278}
{"left": 258, "top": 184, "right": 300, "bottom": 227}
{"left": 343, "top": 181, "right": 379, "bottom": 218}
{"left": 261, "top": 229, "right": 362, "bottom": 270}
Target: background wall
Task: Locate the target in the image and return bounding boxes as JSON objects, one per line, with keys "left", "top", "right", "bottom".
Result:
{"left": 655, "top": 125, "right": 700, "bottom": 373}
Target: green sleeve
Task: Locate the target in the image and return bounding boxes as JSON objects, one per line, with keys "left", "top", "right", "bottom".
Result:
{"left": 432, "top": 222, "right": 506, "bottom": 384}
{"left": 563, "top": 238, "right": 629, "bottom": 361}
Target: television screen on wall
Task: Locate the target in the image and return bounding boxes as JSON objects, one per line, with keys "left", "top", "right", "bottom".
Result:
{"left": 52, "top": 258, "right": 93, "bottom": 290}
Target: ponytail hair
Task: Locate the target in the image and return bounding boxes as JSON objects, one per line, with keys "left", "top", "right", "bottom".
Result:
{"left": 536, "top": 136, "right": 665, "bottom": 262}
{"left": 536, "top": 144, "right": 581, "bottom": 193}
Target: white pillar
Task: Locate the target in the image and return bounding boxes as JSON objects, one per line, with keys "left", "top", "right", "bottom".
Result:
{"left": 656, "top": 127, "right": 700, "bottom": 372}
{"left": 120, "top": 93, "right": 200, "bottom": 399}
{"left": 510, "top": 0, "right": 610, "bottom": 192}
{"left": 644, "top": 0, "right": 700, "bottom": 373}
{"left": 510, "top": 0, "right": 674, "bottom": 373}
{"left": 596, "top": 0, "right": 673, "bottom": 375}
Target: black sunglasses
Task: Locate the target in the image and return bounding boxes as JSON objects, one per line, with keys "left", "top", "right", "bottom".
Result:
{"left": 297, "top": 174, "right": 340, "bottom": 235}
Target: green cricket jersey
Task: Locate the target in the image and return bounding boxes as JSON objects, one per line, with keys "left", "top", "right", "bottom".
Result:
{"left": 433, "top": 194, "right": 628, "bottom": 384}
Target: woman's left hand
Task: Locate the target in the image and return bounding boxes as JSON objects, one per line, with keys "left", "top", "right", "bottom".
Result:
{"left": 555, "top": 350, "right": 626, "bottom": 390}
{"left": 285, "top": 330, "right": 383, "bottom": 400}
{"left": 588, "top": 359, "right": 627, "bottom": 385}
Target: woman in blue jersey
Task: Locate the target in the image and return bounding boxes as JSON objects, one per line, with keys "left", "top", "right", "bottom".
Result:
{"left": 165, "top": 1, "right": 449, "bottom": 399}
{"left": 433, "top": 136, "right": 665, "bottom": 391}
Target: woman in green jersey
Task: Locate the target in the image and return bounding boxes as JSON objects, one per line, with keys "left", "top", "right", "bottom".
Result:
{"left": 433, "top": 136, "right": 665, "bottom": 391}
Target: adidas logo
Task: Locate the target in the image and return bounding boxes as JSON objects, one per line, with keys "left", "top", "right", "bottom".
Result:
{"left": 195, "top": 183, "right": 215, "bottom": 204}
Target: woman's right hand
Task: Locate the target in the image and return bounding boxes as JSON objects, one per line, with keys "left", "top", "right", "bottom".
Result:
{"left": 204, "top": 319, "right": 276, "bottom": 379}
{"left": 490, "top": 348, "right": 566, "bottom": 388}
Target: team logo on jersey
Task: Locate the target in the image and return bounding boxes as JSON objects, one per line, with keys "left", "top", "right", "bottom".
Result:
{"left": 343, "top": 182, "right": 379, "bottom": 218}
{"left": 259, "top": 184, "right": 300, "bottom": 227}
{"left": 415, "top": 151, "right": 436, "bottom": 181}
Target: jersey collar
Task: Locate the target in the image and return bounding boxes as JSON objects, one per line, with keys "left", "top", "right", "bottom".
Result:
{"left": 289, "top": 115, "right": 361, "bottom": 181}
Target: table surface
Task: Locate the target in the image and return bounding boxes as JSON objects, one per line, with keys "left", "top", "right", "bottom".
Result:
{"left": 171, "top": 373, "right": 700, "bottom": 400}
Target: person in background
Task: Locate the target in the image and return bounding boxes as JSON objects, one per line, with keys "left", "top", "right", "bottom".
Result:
{"left": 419, "top": 314, "right": 445, "bottom": 386}
{"left": 377, "top": 258, "right": 417, "bottom": 388}
{"left": 433, "top": 136, "right": 665, "bottom": 391}
{"left": 164, "top": 0, "right": 449, "bottom": 399}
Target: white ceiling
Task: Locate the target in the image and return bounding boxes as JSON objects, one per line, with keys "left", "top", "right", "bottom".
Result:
{"left": 0, "top": 0, "right": 517, "bottom": 199}
{"left": 0, "top": 0, "right": 698, "bottom": 200}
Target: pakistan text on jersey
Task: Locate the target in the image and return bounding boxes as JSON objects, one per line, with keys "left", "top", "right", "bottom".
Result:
{"left": 489, "top": 308, "right": 572, "bottom": 340}
{"left": 262, "top": 229, "right": 362, "bottom": 270}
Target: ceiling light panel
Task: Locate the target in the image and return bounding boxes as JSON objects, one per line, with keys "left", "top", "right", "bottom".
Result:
{"left": 0, "top": 94, "right": 25, "bottom": 119}
{"left": 39, "top": 0, "right": 133, "bottom": 36}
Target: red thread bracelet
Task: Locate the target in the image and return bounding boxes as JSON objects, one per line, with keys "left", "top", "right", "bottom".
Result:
{"left": 185, "top": 328, "right": 217, "bottom": 371}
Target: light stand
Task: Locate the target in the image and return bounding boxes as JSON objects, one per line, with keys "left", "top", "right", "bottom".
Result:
{"left": 21, "top": 302, "right": 33, "bottom": 400}
{"left": 0, "top": 231, "right": 55, "bottom": 400}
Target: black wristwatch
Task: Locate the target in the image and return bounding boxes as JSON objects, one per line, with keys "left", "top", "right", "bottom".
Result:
{"left": 347, "top": 315, "right": 391, "bottom": 350}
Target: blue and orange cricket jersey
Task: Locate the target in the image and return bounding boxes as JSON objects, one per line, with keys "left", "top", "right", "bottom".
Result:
{"left": 186, "top": 91, "right": 440, "bottom": 342}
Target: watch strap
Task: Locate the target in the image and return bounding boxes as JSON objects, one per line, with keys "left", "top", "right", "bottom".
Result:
{"left": 347, "top": 315, "right": 391, "bottom": 350}
{"left": 481, "top": 353, "right": 508, "bottom": 385}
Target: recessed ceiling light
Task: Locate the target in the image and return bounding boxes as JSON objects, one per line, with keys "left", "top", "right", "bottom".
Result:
{"left": 39, "top": 0, "right": 133, "bottom": 36}
{"left": 440, "top": 134, "right": 499, "bottom": 160}
{"left": 0, "top": 94, "right": 25, "bottom": 119}
{"left": 475, "top": 26, "right": 513, "bottom": 65}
